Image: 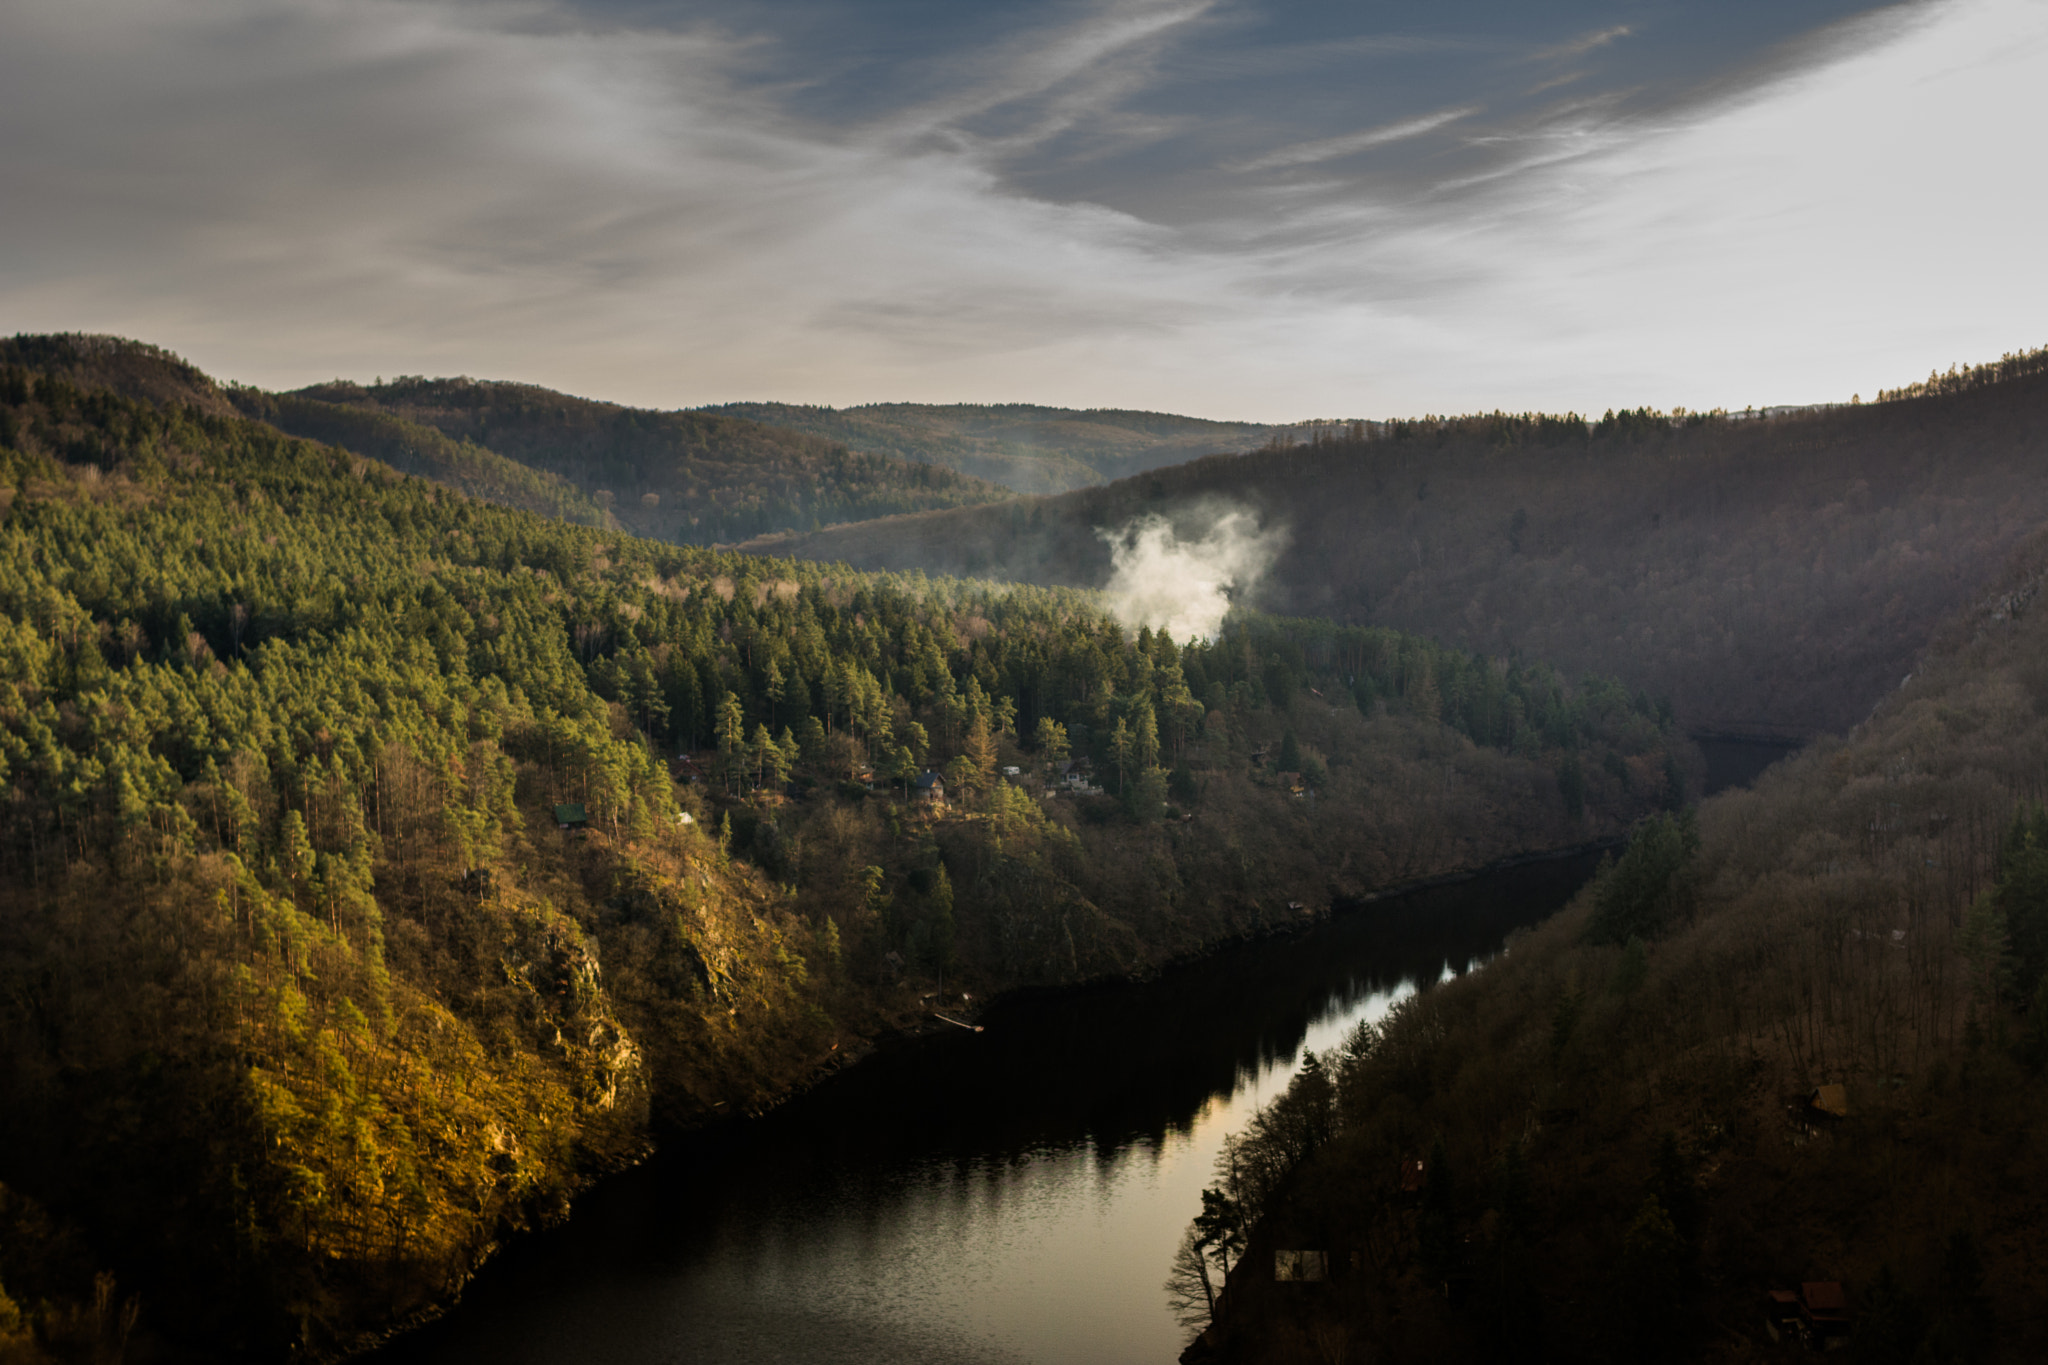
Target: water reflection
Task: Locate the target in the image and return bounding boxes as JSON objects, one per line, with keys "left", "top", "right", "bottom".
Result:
{"left": 377, "top": 852, "right": 1601, "bottom": 1365}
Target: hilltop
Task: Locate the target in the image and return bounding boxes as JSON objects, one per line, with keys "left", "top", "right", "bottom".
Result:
{"left": 738, "top": 350, "right": 2048, "bottom": 738}
{"left": 703, "top": 401, "right": 1285, "bottom": 495}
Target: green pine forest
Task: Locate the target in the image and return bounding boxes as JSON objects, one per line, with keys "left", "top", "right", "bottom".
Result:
{"left": 0, "top": 346, "right": 1685, "bottom": 1360}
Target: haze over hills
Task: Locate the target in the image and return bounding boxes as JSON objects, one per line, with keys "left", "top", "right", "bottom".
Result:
{"left": 703, "top": 401, "right": 1290, "bottom": 495}
{"left": 0, "top": 336, "right": 1018, "bottom": 545}
{"left": 738, "top": 350, "right": 2048, "bottom": 740}
{"left": 280, "top": 377, "right": 1014, "bottom": 546}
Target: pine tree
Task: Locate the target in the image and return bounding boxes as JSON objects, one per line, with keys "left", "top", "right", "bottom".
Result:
{"left": 964, "top": 714, "right": 998, "bottom": 791}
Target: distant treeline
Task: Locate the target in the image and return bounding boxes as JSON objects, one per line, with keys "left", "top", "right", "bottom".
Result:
{"left": 706, "top": 400, "right": 1282, "bottom": 495}
{"left": 288, "top": 375, "right": 1010, "bottom": 546}
{"left": 751, "top": 342, "right": 2048, "bottom": 738}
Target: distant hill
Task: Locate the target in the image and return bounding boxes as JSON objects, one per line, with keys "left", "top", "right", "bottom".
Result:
{"left": 736, "top": 350, "right": 2048, "bottom": 738}
{"left": 226, "top": 388, "right": 617, "bottom": 528}
{"left": 290, "top": 378, "right": 1013, "bottom": 544}
{"left": 704, "top": 401, "right": 1288, "bottom": 494}
{"left": 0, "top": 333, "right": 240, "bottom": 420}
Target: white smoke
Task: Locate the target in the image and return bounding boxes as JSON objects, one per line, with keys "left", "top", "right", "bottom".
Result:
{"left": 1099, "top": 509, "right": 1286, "bottom": 643}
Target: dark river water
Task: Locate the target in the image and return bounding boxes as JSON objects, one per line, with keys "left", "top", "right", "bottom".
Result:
{"left": 375, "top": 851, "right": 1613, "bottom": 1365}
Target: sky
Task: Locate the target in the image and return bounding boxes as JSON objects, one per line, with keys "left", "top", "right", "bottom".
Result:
{"left": 1, "top": 0, "right": 2043, "bottom": 421}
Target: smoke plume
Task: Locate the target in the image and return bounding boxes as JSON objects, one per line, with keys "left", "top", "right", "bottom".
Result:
{"left": 1099, "top": 509, "right": 1286, "bottom": 643}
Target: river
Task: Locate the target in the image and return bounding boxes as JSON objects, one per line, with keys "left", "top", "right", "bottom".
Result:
{"left": 375, "top": 850, "right": 1613, "bottom": 1365}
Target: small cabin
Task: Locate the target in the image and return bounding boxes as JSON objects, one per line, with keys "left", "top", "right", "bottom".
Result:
{"left": 1060, "top": 761, "right": 1100, "bottom": 794}
{"left": 1767, "top": 1282, "right": 1850, "bottom": 1345}
{"left": 1278, "top": 770, "right": 1307, "bottom": 797}
{"left": 913, "top": 770, "right": 947, "bottom": 805}
{"left": 553, "top": 802, "right": 588, "bottom": 831}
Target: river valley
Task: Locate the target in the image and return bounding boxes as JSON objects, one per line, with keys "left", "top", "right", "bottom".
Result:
{"left": 374, "top": 850, "right": 1612, "bottom": 1365}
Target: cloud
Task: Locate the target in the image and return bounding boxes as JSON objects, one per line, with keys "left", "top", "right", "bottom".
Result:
{"left": 1228, "top": 105, "right": 1482, "bottom": 173}
{"left": 1099, "top": 508, "right": 1286, "bottom": 643}
{"left": 1523, "top": 24, "right": 1632, "bottom": 64}
{"left": 0, "top": 0, "right": 1234, "bottom": 402}
{"left": 0, "top": 0, "right": 2039, "bottom": 428}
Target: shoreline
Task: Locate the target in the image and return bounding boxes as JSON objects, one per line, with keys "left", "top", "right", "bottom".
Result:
{"left": 342, "top": 830, "right": 1625, "bottom": 1362}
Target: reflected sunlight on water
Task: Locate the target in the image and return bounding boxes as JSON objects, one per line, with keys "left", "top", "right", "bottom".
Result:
{"left": 378, "top": 854, "right": 1597, "bottom": 1365}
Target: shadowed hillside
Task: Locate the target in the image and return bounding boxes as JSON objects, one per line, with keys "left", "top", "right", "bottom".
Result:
{"left": 289, "top": 377, "right": 1012, "bottom": 545}
{"left": 1183, "top": 481, "right": 2048, "bottom": 1365}
{"left": 739, "top": 351, "right": 2048, "bottom": 738}
{"left": 706, "top": 401, "right": 1286, "bottom": 494}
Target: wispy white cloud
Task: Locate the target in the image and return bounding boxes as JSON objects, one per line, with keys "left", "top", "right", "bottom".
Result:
{"left": 0, "top": 0, "right": 2038, "bottom": 427}
{"left": 1526, "top": 69, "right": 1589, "bottom": 96}
{"left": 1227, "top": 105, "right": 1482, "bottom": 173}
{"left": 880, "top": 0, "right": 1213, "bottom": 154}
{"left": 1523, "top": 24, "right": 1631, "bottom": 64}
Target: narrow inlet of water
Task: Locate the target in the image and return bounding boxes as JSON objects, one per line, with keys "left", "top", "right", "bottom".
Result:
{"left": 376, "top": 851, "right": 1605, "bottom": 1365}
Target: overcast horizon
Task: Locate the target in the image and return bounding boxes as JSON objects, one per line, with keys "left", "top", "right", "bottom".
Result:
{"left": 3, "top": 0, "right": 2044, "bottom": 423}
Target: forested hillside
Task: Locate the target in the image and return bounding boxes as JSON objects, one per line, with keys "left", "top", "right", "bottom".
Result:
{"left": 286, "top": 376, "right": 1010, "bottom": 545}
{"left": 0, "top": 353, "right": 1680, "bottom": 1359}
{"left": 225, "top": 390, "right": 614, "bottom": 529}
{"left": 705, "top": 401, "right": 1284, "bottom": 495}
{"left": 1181, "top": 520, "right": 2048, "bottom": 1364}
{"left": 742, "top": 348, "right": 2048, "bottom": 739}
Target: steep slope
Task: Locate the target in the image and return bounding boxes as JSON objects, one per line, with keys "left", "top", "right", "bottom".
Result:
{"left": 739, "top": 350, "right": 2048, "bottom": 738}
{"left": 705, "top": 401, "right": 1286, "bottom": 494}
{"left": 0, "top": 347, "right": 1684, "bottom": 1359}
{"left": 291, "top": 377, "right": 1012, "bottom": 544}
{"left": 1184, "top": 501, "right": 2048, "bottom": 1365}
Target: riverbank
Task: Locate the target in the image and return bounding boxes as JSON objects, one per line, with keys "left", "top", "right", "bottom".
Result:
{"left": 1184, "top": 544, "right": 2048, "bottom": 1361}
{"left": 370, "top": 847, "right": 1617, "bottom": 1365}
{"left": 341, "top": 831, "right": 1638, "bottom": 1364}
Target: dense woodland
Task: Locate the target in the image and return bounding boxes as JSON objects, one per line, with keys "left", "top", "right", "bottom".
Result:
{"left": 706, "top": 401, "right": 1282, "bottom": 496}
{"left": 0, "top": 344, "right": 1682, "bottom": 1360}
{"left": 747, "top": 346, "right": 2048, "bottom": 738}
{"left": 1182, "top": 520, "right": 2048, "bottom": 1363}
{"left": 224, "top": 391, "right": 613, "bottom": 530}
{"left": 283, "top": 376, "right": 1009, "bottom": 546}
